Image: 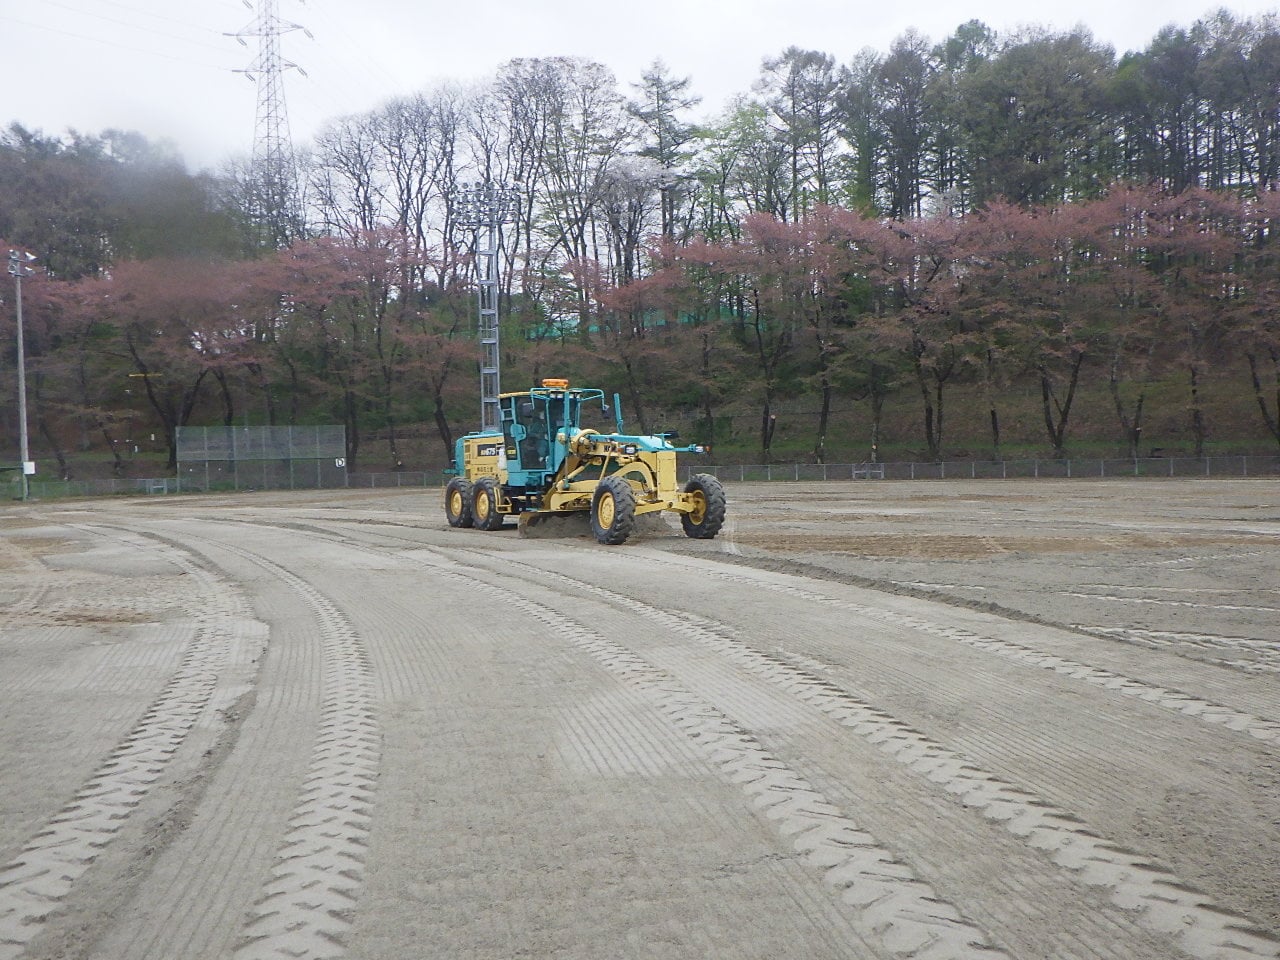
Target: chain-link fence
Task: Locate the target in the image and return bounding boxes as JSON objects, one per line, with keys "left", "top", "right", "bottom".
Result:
{"left": 176, "top": 425, "right": 348, "bottom": 492}
{"left": 687, "top": 455, "right": 1280, "bottom": 483}
{"left": 9, "top": 454, "right": 1280, "bottom": 501}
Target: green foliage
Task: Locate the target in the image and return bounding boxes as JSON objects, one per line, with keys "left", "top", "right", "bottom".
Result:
{"left": 0, "top": 124, "right": 250, "bottom": 277}
{"left": 7, "top": 9, "right": 1280, "bottom": 477}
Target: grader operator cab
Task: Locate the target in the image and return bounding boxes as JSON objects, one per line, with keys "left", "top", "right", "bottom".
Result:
{"left": 444, "top": 379, "right": 726, "bottom": 545}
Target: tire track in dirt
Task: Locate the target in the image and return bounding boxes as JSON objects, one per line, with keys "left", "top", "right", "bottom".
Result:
{"left": 322, "top": 514, "right": 1280, "bottom": 739}
{"left": 406, "top": 550, "right": 1006, "bottom": 960}
{"left": 652, "top": 554, "right": 1280, "bottom": 745}
{"left": 219, "top": 520, "right": 943, "bottom": 956}
{"left": 0, "top": 528, "right": 264, "bottom": 960}
{"left": 206, "top": 517, "right": 1279, "bottom": 957}
{"left": 1147, "top": 548, "right": 1279, "bottom": 568}
{"left": 210, "top": 544, "right": 380, "bottom": 960}
{"left": 457, "top": 549, "right": 1280, "bottom": 960}
{"left": 554, "top": 690, "right": 709, "bottom": 779}
{"left": 1065, "top": 591, "right": 1280, "bottom": 616}
{"left": 1077, "top": 627, "right": 1280, "bottom": 675}
{"left": 0, "top": 536, "right": 54, "bottom": 619}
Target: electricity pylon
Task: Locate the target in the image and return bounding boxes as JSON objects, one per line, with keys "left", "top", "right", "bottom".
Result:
{"left": 229, "top": 0, "right": 310, "bottom": 248}
{"left": 456, "top": 183, "right": 520, "bottom": 433}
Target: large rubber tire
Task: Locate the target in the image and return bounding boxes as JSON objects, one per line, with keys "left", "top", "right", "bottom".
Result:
{"left": 591, "top": 475, "right": 637, "bottom": 545}
{"left": 472, "top": 476, "right": 506, "bottom": 531}
{"left": 444, "top": 478, "right": 474, "bottom": 528}
{"left": 681, "top": 473, "right": 726, "bottom": 540}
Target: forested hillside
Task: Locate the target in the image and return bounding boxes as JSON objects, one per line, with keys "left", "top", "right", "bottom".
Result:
{"left": 2, "top": 9, "right": 1278, "bottom": 477}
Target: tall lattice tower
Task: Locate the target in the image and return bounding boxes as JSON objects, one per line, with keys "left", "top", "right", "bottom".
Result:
{"left": 231, "top": 0, "right": 308, "bottom": 248}
{"left": 457, "top": 183, "right": 520, "bottom": 433}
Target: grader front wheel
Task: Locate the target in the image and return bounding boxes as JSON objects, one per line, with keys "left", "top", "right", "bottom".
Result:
{"left": 681, "top": 473, "right": 727, "bottom": 539}
{"left": 591, "top": 476, "right": 636, "bottom": 545}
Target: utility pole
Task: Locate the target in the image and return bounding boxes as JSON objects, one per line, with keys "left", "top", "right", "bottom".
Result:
{"left": 8, "top": 250, "right": 36, "bottom": 501}
{"left": 230, "top": 0, "right": 310, "bottom": 248}
{"left": 456, "top": 182, "right": 520, "bottom": 433}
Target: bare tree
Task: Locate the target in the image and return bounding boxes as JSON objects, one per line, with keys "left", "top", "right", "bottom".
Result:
{"left": 309, "top": 113, "right": 384, "bottom": 239}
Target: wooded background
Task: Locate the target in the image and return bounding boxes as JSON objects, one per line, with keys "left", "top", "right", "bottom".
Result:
{"left": 2, "top": 10, "right": 1278, "bottom": 477}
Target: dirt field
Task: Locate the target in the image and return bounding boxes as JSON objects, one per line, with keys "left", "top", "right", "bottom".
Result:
{"left": 0, "top": 478, "right": 1277, "bottom": 960}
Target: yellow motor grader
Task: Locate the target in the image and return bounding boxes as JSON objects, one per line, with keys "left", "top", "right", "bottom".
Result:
{"left": 443, "top": 379, "right": 726, "bottom": 545}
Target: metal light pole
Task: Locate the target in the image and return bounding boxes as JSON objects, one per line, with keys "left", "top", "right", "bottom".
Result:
{"left": 7, "top": 250, "right": 35, "bottom": 501}
{"left": 456, "top": 182, "right": 519, "bottom": 433}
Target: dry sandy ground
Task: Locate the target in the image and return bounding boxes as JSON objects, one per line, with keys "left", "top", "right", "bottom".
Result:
{"left": 0, "top": 478, "right": 1276, "bottom": 960}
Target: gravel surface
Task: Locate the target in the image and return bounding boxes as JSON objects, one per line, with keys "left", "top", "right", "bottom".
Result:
{"left": 1, "top": 478, "right": 1277, "bottom": 960}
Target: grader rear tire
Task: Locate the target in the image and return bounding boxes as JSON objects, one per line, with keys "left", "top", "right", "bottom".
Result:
{"left": 444, "top": 478, "right": 474, "bottom": 528}
{"left": 681, "top": 473, "right": 726, "bottom": 540}
{"left": 591, "top": 476, "right": 636, "bottom": 545}
{"left": 472, "top": 476, "right": 506, "bottom": 531}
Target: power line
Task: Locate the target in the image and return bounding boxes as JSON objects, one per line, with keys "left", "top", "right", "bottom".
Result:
{"left": 0, "top": 13, "right": 239, "bottom": 71}
{"left": 82, "top": 0, "right": 244, "bottom": 31}
{"left": 301, "top": 0, "right": 404, "bottom": 96}
{"left": 39, "top": 0, "right": 234, "bottom": 54}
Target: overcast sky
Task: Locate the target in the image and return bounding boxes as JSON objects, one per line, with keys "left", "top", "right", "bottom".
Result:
{"left": 3, "top": 0, "right": 1277, "bottom": 172}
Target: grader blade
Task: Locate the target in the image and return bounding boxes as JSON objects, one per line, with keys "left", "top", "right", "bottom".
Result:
{"left": 517, "top": 509, "right": 678, "bottom": 541}
{"left": 518, "top": 511, "right": 592, "bottom": 539}
{"left": 633, "top": 512, "right": 679, "bottom": 538}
